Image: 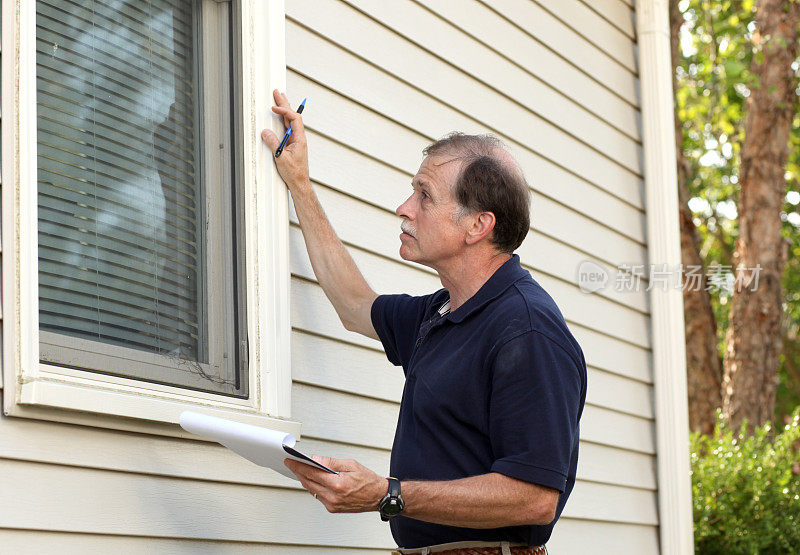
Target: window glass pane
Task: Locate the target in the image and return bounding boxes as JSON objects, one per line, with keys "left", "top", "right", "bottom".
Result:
{"left": 35, "top": 0, "right": 246, "bottom": 396}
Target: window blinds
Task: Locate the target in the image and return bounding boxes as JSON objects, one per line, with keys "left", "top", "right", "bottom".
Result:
{"left": 36, "top": 1, "right": 208, "bottom": 365}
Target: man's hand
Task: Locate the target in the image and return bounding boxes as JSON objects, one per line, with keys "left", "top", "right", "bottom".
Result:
{"left": 284, "top": 455, "right": 388, "bottom": 513}
{"left": 262, "top": 89, "right": 310, "bottom": 192}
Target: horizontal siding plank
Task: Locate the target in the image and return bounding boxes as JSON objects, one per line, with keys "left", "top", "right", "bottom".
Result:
{"left": 291, "top": 329, "right": 405, "bottom": 404}
{"left": 0, "top": 531, "right": 392, "bottom": 555}
{"left": 562, "top": 481, "right": 658, "bottom": 525}
{"left": 580, "top": 0, "right": 636, "bottom": 38}
{"left": 293, "top": 383, "right": 400, "bottom": 450}
{"left": 291, "top": 277, "right": 380, "bottom": 352}
{"left": 588, "top": 368, "right": 654, "bottom": 419}
{"left": 294, "top": 383, "right": 655, "bottom": 454}
{"left": 530, "top": 0, "right": 636, "bottom": 69}
{"left": 417, "top": 0, "right": 640, "bottom": 139}
{"left": 285, "top": 1, "right": 643, "bottom": 193}
{"left": 571, "top": 326, "right": 652, "bottom": 384}
{"left": 0, "top": 458, "right": 394, "bottom": 548}
{"left": 339, "top": 0, "right": 641, "bottom": 168}
{"left": 480, "top": 0, "right": 639, "bottom": 104}
{"left": 578, "top": 442, "right": 656, "bottom": 490}
{"left": 580, "top": 406, "right": 655, "bottom": 454}
{"left": 549, "top": 518, "right": 659, "bottom": 554}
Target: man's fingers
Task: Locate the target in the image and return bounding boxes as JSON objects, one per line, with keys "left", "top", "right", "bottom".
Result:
{"left": 311, "top": 454, "right": 336, "bottom": 468}
{"left": 271, "top": 105, "right": 298, "bottom": 130}
{"left": 271, "top": 105, "right": 296, "bottom": 116}
{"left": 273, "top": 88, "right": 290, "bottom": 108}
{"left": 261, "top": 129, "right": 278, "bottom": 150}
{"left": 272, "top": 105, "right": 303, "bottom": 126}
{"left": 270, "top": 101, "right": 307, "bottom": 144}
{"left": 286, "top": 457, "right": 331, "bottom": 486}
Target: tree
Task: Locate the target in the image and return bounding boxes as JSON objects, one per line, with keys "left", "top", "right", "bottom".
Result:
{"left": 673, "top": 0, "right": 800, "bottom": 429}
{"left": 670, "top": 0, "right": 724, "bottom": 435}
{"left": 721, "top": 0, "right": 800, "bottom": 431}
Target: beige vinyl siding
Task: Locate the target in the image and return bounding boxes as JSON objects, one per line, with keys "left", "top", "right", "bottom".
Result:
{"left": 286, "top": 0, "right": 657, "bottom": 550}
{"left": 485, "top": 0, "right": 639, "bottom": 107}
{"left": 0, "top": 0, "right": 660, "bottom": 552}
{"left": 530, "top": 0, "right": 637, "bottom": 69}
{"left": 0, "top": 532, "right": 390, "bottom": 555}
{"left": 578, "top": 0, "right": 636, "bottom": 39}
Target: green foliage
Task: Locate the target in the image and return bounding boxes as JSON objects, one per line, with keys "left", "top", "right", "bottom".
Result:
{"left": 675, "top": 0, "right": 755, "bottom": 346}
{"left": 674, "top": 0, "right": 800, "bottom": 419}
{"left": 692, "top": 409, "right": 800, "bottom": 553}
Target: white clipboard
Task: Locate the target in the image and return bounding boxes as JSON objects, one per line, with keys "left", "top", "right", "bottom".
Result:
{"left": 179, "top": 411, "right": 338, "bottom": 481}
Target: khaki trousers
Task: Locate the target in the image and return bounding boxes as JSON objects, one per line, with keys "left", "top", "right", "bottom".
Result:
{"left": 391, "top": 540, "right": 548, "bottom": 555}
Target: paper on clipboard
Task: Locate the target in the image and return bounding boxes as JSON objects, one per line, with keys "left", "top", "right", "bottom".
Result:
{"left": 179, "top": 411, "right": 338, "bottom": 481}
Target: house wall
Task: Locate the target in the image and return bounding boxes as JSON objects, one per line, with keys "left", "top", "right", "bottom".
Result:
{"left": 0, "top": 0, "right": 660, "bottom": 552}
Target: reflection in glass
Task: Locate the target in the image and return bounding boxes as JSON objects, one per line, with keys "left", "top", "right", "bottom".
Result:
{"left": 37, "top": 2, "right": 208, "bottom": 368}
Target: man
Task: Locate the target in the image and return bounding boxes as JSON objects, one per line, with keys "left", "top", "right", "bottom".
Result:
{"left": 262, "top": 90, "right": 586, "bottom": 555}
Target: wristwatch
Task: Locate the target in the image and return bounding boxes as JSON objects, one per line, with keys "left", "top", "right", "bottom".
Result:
{"left": 378, "top": 477, "right": 404, "bottom": 521}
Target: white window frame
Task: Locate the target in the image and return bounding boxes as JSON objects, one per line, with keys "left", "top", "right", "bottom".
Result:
{"left": 1, "top": 0, "right": 297, "bottom": 436}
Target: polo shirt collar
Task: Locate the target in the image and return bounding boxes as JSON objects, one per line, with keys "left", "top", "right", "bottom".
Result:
{"left": 442, "top": 254, "right": 528, "bottom": 324}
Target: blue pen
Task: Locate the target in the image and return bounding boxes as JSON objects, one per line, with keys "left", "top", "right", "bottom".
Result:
{"left": 274, "top": 98, "right": 306, "bottom": 158}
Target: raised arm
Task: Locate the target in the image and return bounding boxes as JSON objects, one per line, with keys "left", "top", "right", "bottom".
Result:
{"left": 261, "top": 90, "right": 378, "bottom": 340}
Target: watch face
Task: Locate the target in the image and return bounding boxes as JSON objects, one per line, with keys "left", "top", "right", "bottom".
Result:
{"left": 383, "top": 499, "right": 403, "bottom": 516}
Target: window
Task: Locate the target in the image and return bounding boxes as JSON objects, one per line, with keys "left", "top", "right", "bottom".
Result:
{"left": 36, "top": 0, "right": 246, "bottom": 397}
{"left": 2, "top": 0, "right": 295, "bottom": 432}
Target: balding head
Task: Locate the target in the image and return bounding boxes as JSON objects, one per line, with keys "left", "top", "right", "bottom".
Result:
{"left": 422, "top": 132, "right": 531, "bottom": 253}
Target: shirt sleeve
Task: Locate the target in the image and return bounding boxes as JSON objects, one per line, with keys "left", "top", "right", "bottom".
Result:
{"left": 370, "top": 293, "right": 432, "bottom": 370}
{"left": 488, "top": 330, "right": 585, "bottom": 493}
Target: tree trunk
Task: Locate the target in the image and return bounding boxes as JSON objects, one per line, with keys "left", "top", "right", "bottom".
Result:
{"left": 722, "top": 0, "right": 800, "bottom": 431}
{"left": 669, "top": 0, "right": 723, "bottom": 435}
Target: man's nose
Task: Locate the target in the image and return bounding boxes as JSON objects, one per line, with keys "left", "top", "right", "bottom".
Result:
{"left": 396, "top": 195, "right": 414, "bottom": 218}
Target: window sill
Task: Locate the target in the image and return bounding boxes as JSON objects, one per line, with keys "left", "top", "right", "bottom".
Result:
{"left": 6, "top": 369, "right": 301, "bottom": 440}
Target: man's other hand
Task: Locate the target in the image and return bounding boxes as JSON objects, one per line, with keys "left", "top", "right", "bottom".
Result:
{"left": 284, "top": 455, "right": 388, "bottom": 513}
{"left": 262, "top": 89, "right": 310, "bottom": 191}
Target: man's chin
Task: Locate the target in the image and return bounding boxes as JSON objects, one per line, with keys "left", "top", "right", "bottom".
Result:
{"left": 399, "top": 246, "right": 418, "bottom": 263}
{"left": 399, "top": 248, "right": 433, "bottom": 269}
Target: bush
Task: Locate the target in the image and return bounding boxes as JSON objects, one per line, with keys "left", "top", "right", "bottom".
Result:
{"left": 691, "top": 408, "right": 800, "bottom": 554}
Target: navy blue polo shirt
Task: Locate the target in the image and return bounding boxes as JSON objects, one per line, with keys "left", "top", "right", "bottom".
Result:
{"left": 370, "top": 254, "right": 587, "bottom": 548}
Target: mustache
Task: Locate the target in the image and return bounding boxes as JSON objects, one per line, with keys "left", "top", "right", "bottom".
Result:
{"left": 400, "top": 221, "right": 416, "bottom": 238}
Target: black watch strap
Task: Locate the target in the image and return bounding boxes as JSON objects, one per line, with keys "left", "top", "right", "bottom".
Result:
{"left": 379, "top": 477, "right": 404, "bottom": 521}
{"left": 387, "top": 476, "right": 401, "bottom": 497}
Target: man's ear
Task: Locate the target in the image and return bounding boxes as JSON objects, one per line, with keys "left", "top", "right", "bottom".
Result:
{"left": 465, "top": 212, "right": 496, "bottom": 245}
